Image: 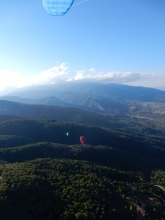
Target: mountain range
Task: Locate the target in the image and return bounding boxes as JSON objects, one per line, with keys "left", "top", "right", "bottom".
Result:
{"left": 0, "top": 83, "right": 165, "bottom": 219}
{"left": 1, "top": 83, "right": 165, "bottom": 115}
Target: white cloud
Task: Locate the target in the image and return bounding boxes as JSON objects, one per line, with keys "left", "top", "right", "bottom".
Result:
{"left": 37, "top": 63, "right": 69, "bottom": 84}
{"left": 0, "top": 63, "right": 68, "bottom": 91}
{"left": 0, "top": 70, "right": 26, "bottom": 91}
{"left": 28, "top": 63, "right": 69, "bottom": 85}
{"left": 68, "top": 70, "right": 155, "bottom": 84}
{"left": 0, "top": 62, "right": 163, "bottom": 92}
{"left": 89, "top": 68, "right": 96, "bottom": 73}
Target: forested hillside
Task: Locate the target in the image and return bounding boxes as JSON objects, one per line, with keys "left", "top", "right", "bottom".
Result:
{"left": 0, "top": 118, "right": 165, "bottom": 158}
{"left": 0, "top": 84, "right": 165, "bottom": 220}
{"left": 0, "top": 117, "right": 165, "bottom": 219}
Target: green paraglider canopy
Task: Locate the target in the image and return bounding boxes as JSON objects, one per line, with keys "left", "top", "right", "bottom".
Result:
{"left": 42, "top": 0, "right": 74, "bottom": 16}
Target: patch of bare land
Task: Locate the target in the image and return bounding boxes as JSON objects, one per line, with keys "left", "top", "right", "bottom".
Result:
{"left": 127, "top": 101, "right": 165, "bottom": 131}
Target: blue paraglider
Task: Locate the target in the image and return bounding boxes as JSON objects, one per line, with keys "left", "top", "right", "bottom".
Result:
{"left": 42, "top": 0, "right": 74, "bottom": 16}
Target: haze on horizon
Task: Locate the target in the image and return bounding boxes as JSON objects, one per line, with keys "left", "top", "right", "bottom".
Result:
{"left": 0, "top": 0, "right": 165, "bottom": 93}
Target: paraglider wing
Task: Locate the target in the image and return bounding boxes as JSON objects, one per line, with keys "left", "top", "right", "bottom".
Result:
{"left": 80, "top": 136, "right": 85, "bottom": 144}
{"left": 42, "top": 0, "right": 74, "bottom": 16}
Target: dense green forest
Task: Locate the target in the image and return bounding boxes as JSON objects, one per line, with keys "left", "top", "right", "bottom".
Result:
{"left": 0, "top": 117, "right": 165, "bottom": 219}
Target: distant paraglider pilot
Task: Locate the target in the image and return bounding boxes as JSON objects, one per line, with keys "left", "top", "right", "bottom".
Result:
{"left": 80, "top": 136, "right": 85, "bottom": 144}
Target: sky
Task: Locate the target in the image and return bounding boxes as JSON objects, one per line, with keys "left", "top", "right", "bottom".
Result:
{"left": 0, "top": 0, "right": 165, "bottom": 93}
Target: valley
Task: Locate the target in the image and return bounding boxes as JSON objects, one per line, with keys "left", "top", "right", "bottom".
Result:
{"left": 0, "top": 84, "right": 165, "bottom": 219}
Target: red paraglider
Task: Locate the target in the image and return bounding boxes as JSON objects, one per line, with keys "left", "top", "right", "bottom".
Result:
{"left": 80, "top": 136, "right": 85, "bottom": 144}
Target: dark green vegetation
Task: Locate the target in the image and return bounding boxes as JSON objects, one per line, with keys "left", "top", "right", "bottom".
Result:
{"left": 0, "top": 84, "right": 165, "bottom": 219}
{"left": 0, "top": 116, "right": 165, "bottom": 219}
{"left": 0, "top": 158, "right": 136, "bottom": 220}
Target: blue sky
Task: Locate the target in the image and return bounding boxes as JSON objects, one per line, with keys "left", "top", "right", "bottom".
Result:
{"left": 0, "top": 0, "right": 165, "bottom": 92}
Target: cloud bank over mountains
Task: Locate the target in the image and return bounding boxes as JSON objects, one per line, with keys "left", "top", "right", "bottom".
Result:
{"left": 0, "top": 63, "right": 162, "bottom": 92}
{"left": 69, "top": 70, "right": 155, "bottom": 84}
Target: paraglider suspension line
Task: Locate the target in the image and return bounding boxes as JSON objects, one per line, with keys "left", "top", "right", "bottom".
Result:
{"left": 73, "top": 0, "right": 88, "bottom": 7}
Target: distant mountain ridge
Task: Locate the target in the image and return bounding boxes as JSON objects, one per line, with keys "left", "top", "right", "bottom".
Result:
{"left": 1, "top": 83, "right": 165, "bottom": 115}
{"left": 7, "top": 83, "right": 165, "bottom": 102}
